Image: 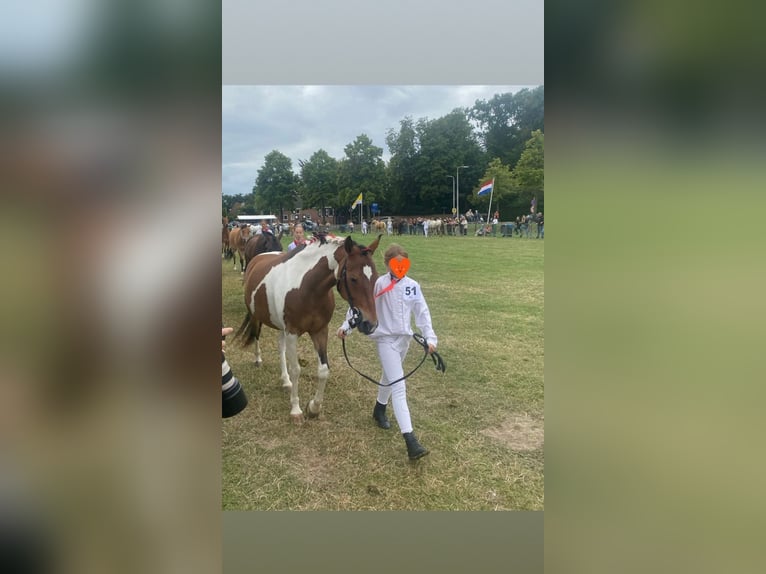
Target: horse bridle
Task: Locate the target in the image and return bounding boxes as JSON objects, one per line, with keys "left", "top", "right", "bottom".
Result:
{"left": 336, "top": 248, "right": 371, "bottom": 325}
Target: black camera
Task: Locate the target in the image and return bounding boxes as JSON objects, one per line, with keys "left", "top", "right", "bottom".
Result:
{"left": 222, "top": 353, "right": 248, "bottom": 418}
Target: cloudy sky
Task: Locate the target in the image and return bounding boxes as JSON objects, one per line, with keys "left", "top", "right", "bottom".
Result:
{"left": 222, "top": 85, "right": 534, "bottom": 197}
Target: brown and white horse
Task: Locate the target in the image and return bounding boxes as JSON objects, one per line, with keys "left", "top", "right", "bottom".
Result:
{"left": 236, "top": 234, "right": 381, "bottom": 422}
{"left": 228, "top": 224, "right": 252, "bottom": 273}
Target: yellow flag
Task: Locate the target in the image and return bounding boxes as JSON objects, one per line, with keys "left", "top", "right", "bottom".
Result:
{"left": 350, "top": 193, "right": 363, "bottom": 210}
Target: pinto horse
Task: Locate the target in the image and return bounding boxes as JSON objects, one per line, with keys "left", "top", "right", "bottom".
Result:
{"left": 243, "top": 228, "right": 283, "bottom": 272}
{"left": 236, "top": 234, "right": 382, "bottom": 422}
{"left": 228, "top": 224, "right": 252, "bottom": 273}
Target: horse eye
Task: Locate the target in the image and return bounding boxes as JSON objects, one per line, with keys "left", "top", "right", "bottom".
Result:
{"left": 350, "top": 276, "right": 358, "bottom": 283}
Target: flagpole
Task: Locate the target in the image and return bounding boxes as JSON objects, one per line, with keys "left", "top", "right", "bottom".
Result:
{"left": 486, "top": 178, "right": 495, "bottom": 229}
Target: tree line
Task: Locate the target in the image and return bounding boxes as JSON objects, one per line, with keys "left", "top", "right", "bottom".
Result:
{"left": 222, "top": 86, "right": 544, "bottom": 221}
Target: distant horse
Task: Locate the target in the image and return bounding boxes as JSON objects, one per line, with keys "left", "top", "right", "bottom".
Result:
{"left": 371, "top": 219, "right": 386, "bottom": 233}
{"left": 243, "top": 228, "right": 283, "bottom": 271}
{"left": 427, "top": 218, "right": 443, "bottom": 236}
{"left": 222, "top": 217, "right": 232, "bottom": 259}
{"left": 236, "top": 234, "right": 382, "bottom": 422}
{"left": 228, "top": 224, "right": 252, "bottom": 273}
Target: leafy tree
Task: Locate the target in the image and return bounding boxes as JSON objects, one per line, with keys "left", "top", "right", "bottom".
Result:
{"left": 337, "top": 134, "right": 387, "bottom": 218}
{"left": 385, "top": 116, "right": 419, "bottom": 214}
{"left": 298, "top": 149, "right": 339, "bottom": 218}
{"left": 512, "top": 129, "right": 544, "bottom": 213}
{"left": 470, "top": 86, "right": 544, "bottom": 169}
{"left": 253, "top": 150, "right": 297, "bottom": 216}
{"left": 413, "top": 110, "right": 484, "bottom": 214}
{"left": 222, "top": 193, "right": 246, "bottom": 217}
{"left": 472, "top": 158, "right": 514, "bottom": 218}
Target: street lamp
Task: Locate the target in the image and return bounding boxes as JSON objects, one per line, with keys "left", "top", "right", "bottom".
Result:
{"left": 456, "top": 165, "right": 469, "bottom": 218}
{"left": 446, "top": 175, "right": 455, "bottom": 213}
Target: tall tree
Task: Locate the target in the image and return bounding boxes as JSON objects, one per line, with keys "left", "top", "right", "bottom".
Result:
{"left": 385, "top": 116, "right": 419, "bottom": 214}
{"left": 512, "top": 129, "right": 544, "bottom": 213}
{"left": 470, "top": 86, "right": 544, "bottom": 169}
{"left": 253, "top": 150, "right": 297, "bottom": 216}
{"left": 414, "top": 110, "right": 484, "bottom": 214}
{"left": 337, "top": 134, "right": 387, "bottom": 218}
{"left": 472, "top": 158, "right": 514, "bottom": 218}
{"left": 298, "top": 149, "right": 339, "bottom": 220}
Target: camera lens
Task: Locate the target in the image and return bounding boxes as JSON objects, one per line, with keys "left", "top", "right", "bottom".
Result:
{"left": 222, "top": 354, "right": 248, "bottom": 418}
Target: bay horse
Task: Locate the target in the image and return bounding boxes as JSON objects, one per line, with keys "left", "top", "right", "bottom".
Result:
{"left": 222, "top": 217, "right": 232, "bottom": 259}
{"left": 228, "top": 223, "right": 252, "bottom": 273}
{"left": 243, "top": 228, "right": 283, "bottom": 271}
{"left": 236, "top": 233, "right": 382, "bottom": 422}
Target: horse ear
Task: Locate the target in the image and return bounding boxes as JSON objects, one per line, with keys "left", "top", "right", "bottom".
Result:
{"left": 344, "top": 235, "right": 354, "bottom": 254}
{"left": 368, "top": 234, "right": 382, "bottom": 254}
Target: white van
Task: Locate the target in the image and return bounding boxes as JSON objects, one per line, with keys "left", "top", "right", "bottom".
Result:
{"left": 235, "top": 215, "right": 287, "bottom": 234}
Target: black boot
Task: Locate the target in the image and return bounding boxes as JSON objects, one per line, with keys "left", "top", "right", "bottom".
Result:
{"left": 403, "top": 432, "right": 429, "bottom": 460}
{"left": 372, "top": 401, "right": 391, "bottom": 429}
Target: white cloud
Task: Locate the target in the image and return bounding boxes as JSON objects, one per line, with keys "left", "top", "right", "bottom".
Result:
{"left": 222, "top": 85, "right": 534, "bottom": 196}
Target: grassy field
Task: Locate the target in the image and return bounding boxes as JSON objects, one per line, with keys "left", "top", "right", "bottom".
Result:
{"left": 222, "top": 231, "right": 544, "bottom": 510}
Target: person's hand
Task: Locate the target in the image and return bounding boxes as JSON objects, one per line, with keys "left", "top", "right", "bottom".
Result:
{"left": 222, "top": 327, "right": 234, "bottom": 351}
{"left": 337, "top": 327, "right": 347, "bottom": 339}
{"left": 427, "top": 343, "right": 436, "bottom": 355}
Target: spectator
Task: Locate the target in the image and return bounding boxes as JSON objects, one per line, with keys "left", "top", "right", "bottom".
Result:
{"left": 287, "top": 224, "right": 306, "bottom": 251}
{"left": 536, "top": 213, "right": 544, "bottom": 238}
{"left": 361, "top": 220, "right": 368, "bottom": 235}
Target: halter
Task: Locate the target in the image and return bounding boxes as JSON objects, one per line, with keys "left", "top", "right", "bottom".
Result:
{"left": 341, "top": 333, "right": 446, "bottom": 387}
{"left": 336, "top": 245, "right": 372, "bottom": 326}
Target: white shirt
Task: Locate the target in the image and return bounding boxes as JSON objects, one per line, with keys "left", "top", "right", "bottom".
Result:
{"left": 342, "top": 273, "right": 437, "bottom": 348}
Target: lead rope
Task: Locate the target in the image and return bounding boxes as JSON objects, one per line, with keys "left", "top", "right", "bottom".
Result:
{"left": 341, "top": 332, "right": 445, "bottom": 387}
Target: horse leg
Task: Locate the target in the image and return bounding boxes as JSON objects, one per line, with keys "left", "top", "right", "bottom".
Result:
{"left": 284, "top": 333, "right": 303, "bottom": 422}
{"left": 251, "top": 319, "right": 263, "bottom": 366}
{"left": 306, "top": 327, "right": 329, "bottom": 419}
{"left": 277, "top": 330, "right": 293, "bottom": 388}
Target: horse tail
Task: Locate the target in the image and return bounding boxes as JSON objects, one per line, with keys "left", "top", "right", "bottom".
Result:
{"left": 234, "top": 312, "right": 257, "bottom": 347}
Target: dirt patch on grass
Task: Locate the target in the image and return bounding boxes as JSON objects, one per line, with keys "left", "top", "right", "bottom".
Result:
{"left": 481, "top": 413, "right": 544, "bottom": 451}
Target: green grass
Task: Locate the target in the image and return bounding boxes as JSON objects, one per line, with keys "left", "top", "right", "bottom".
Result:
{"left": 222, "top": 231, "right": 544, "bottom": 510}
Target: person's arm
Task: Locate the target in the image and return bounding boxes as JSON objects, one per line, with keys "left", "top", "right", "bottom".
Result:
{"left": 412, "top": 285, "right": 437, "bottom": 352}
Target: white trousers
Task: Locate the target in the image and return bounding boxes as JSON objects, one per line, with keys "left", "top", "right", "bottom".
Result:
{"left": 375, "top": 336, "right": 413, "bottom": 434}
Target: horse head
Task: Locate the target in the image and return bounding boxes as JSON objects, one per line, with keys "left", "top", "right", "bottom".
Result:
{"left": 337, "top": 234, "right": 381, "bottom": 335}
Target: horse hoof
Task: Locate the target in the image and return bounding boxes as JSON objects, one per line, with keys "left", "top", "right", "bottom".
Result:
{"left": 281, "top": 382, "right": 292, "bottom": 389}
{"left": 290, "top": 413, "right": 304, "bottom": 425}
{"left": 306, "top": 401, "right": 320, "bottom": 418}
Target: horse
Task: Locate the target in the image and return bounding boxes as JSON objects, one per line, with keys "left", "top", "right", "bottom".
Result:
{"left": 243, "top": 228, "right": 283, "bottom": 271}
{"left": 427, "top": 218, "right": 443, "bottom": 236}
{"left": 371, "top": 219, "right": 386, "bottom": 233}
{"left": 222, "top": 217, "right": 232, "bottom": 259}
{"left": 228, "top": 223, "right": 252, "bottom": 273}
{"left": 235, "top": 233, "right": 382, "bottom": 422}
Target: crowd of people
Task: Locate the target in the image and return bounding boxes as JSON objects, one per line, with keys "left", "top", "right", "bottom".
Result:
{"left": 351, "top": 210, "right": 543, "bottom": 238}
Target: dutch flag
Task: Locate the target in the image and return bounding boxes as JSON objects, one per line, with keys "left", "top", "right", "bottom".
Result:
{"left": 477, "top": 180, "right": 493, "bottom": 196}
